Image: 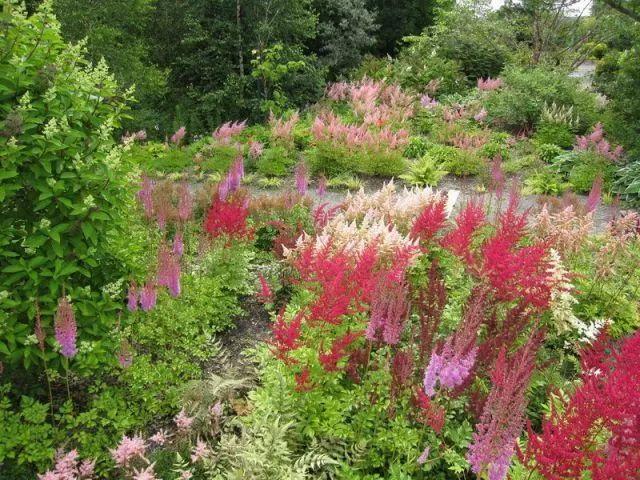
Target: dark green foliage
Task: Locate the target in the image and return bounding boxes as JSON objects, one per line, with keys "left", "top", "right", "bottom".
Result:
{"left": 255, "top": 146, "right": 297, "bottom": 177}
{"left": 533, "top": 121, "right": 576, "bottom": 149}
{"left": 427, "top": 144, "right": 485, "bottom": 176}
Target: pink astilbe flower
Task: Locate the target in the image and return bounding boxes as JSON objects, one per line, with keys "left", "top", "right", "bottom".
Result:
{"left": 294, "top": 163, "right": 309, "bottom": 196}
{"left": 575, "top": 123, "right": 624, "bottom": 161}
{"left": 139, "top": 282, "right": 157, "bottom": 312}
{"left": 316, "top": 175, "right": 327, "bottom": 197}
{"left": 190, "top": 439, "right": 211, "bottom": 463}
{"left": 257, "top": 273, "right": 273, "bottom": 304}
{"left": 477, "top": 77, "right": 503, "bottom": 91}
{"left": 212, "top": 120, "right": 246, "bottom": 144}
{"left": 326, "top": 81, "right": 350, "bottom": 101}
{"left": 489, "top": 155, "right": 505, "bottom": 197}
{"left": 172, "top": 232, "right": 184, "bottom": 258}
{"left": 170, "top": 126, "right": 186, "bottom": 145}
{"left": 210, "top": 401, "right": 223, "bottom": 418}
{"left": 149, "top": 429, "right": 171, "bottom": 446}
{"left": 127, "top": 282, "right": 139, "bottom": 312}
{"left": 38, "top": 449, "right": 96, "bottom": 480}
{"left": 78, "top": 459, "right": 95, "bottom": 478}
{"left": 110, "top": 434, "right": 146, "bottom": 468}
{"left": 585, "top": 174, "right": 603, "bottom": 213}
{"left": 467, "top": 331, "right": 543, "bottom": 480}
{"left": 410, "top": 197, "right": 448, "bottom": 244}
{"left": 474, "top": 108, "right": 488, "bottom": 122}
{"left": 441, "top": 199, "right": 486, "bottom": 264}
{"left": 174, "top": 408, "right": 194, "bottom": 431}
{"left": 417, "top": 446, "right": 430, "bottom": 465}
{"left": 157, "top": 243, "right": 181, "bottom": 297}
{"left": 55, "top": 297, "right": 77, "bottom": 358}
{"left": 177, "top": 183, "right": 193, "bottom": 222}
{"left": 366, "top": 277, "right": 409, "bottom": 345}
{"left": 179, "top": 471, "right": 193, "bottom": 480}
{"left": 420, "top": 94, "right": 438, "bottom": 109}
{"left": 269, "top": 111, "right": 299, "bottom": 142}
{"left": 443, "top": 105, "right": 466, "bottom": 122}
{"left": 137, "top": 175, "right": 155, "bottom": 219}
{"left": 132, "top": 464, "right": 157, "bottom": 480}
{"left": 248, "top": 140, "right": 264, "bottom": 158}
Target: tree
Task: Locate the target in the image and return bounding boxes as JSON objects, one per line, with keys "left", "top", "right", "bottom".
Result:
{"left": 311, "top": 0, "right": 378, "bottom": 77}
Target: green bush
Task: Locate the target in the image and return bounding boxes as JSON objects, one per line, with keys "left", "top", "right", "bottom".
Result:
{"left": 308, "top": 142, "right": 407, "bottom": 177}
{"left": 427, "top": 144, "right": 484, "bottom": 176}
{"left": 404, "top": 136, "right": 432, "bottom": 159}
{"left": 552, "top": 151, "right": 615, "bottom": 193}
{"left": 485, "top": 66, "right": 598, "bottom": 132}
{"left": 536, "top": 143, "right": 564, "bottom": 163}
{"left": 523, "top": 170, "right": 569, "bottom": 195}
{"left": 255, "top": 146, "right": 297, "bottom": 177}
{"left": 533, "top": 121, "right": 575, "bottom": 149}
{"left": 0, "top": 2, "right": 134, "bottom": 373}
{"left": 614, "top": 158, "right": 640, "bottom": 207}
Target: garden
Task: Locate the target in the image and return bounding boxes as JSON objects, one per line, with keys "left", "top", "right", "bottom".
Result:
{"left": 1, "top": 0, "right": 640, "bottom": 479}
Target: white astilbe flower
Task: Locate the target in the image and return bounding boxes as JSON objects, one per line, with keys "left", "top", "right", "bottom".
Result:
{"left": 547, "top": 249, "right": 580, "bottom": 333}
{"left": 341, "top": 180, "right": 458, "bottom": 231}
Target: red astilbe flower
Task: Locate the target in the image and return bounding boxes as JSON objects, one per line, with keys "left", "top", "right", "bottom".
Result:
{"left": 413, "top": 388, "right": 446, "bottom": 433}
{"left": 204, "top": 192, "right": 250, "bottom": 239}
{"left": 410, "top": 197, "right": 448, "bottom": 244}
{"left": 522, "top": 330, "right": 640, "bottom": 480}
{"left": 319, "top": 331, "right": 363, "bottom": 372}
{"left": 269, "top": 309, "right": 304, "bottom": 361}
{"left": 480, "top": 194, "right": 553, "bottom": 310}
{"left": 294, "top": 367, "right": 313, "bottom": 392}
{"left": 390, "top": 350, "right": 415, "bottom": 400}
{"left": 256, "top": 273, "right": 273, "bottom": 304}
{"left": 467, "top": 330, "right": 543, "bottom": 480}
{"left": 441, "top": 199, "right": 486, "bottom": 264}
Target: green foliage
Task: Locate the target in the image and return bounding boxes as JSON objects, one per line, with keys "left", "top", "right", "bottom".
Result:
{"left": 0, "top": 2, "right": 134, "bottom": 373}
{"left": 533, "top": 121, "right": 575, "bottom": 149}
{"left": 427, "top": 144, "right": 484, "bottom": 177}
{"left": 400, "top": 156, "right": 448, "bottom": 186}
{"left": 535, "top": 143, "right": 564, "bottom": 163}
{"left": 523, "top": 170, "right": 569, "bottom": 195}
{"left": 394, "top": 51, "right": 466, "bottom": 97}
{"left": 255, "top": 146, "right": 297, "bottom": 177}
{"left": 403, "top": 136, "right": 432, "bottom": 159}
{"left": 307, "top": 142, "right": 408, "bottom": 177}
{"left": 326, "top": 174, "right": 364, "bottom": 191}
{"left": 614, "top": 158, "right": 640, "bottom": 206}
{"left": 485, "top": 66, "right": 598, "bottom": 132}
{"left": 552, "top": 151, "right": 616, "bottom": 193}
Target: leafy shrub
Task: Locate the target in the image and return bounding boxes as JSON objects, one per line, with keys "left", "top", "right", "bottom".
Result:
{"left": 536, "top": 143, "right": 564, "bottom": 163}
{"left": 552, "top": 151, "right": 615, "bottom": 193}
{"left": 401, "top": 156, "right": 448, "bottom": 186}
{"left": 404, "top": 136, "right": 432, "bottom": 159}
{"left": 485, "top": 66, "right": 598, "bottom": 132}
{"left": 326, "top": 174, "right": 364, "bottom": 190}
{"left": 394, "top": 52, "right": 466, "bottom": 96}
{"left": 533, "top": 121, "right": 575, "bottom": 149}
{"left": 427, "top": 144, "right": 484, "bottom": 176}
{"left": 127, "top": 143, "right": 193, "bottom": 174}
{"left": 194, "top": 141, "right": 239, "bottom": 174}
{"left": 0, "top": 2, "right": 134, "bottom": 373}
{"left": 308, "top": 142, "right": 407, "bottom": 177}
{"left": 255, "top": 146, "right": 297, "bottom": 177}
{"left": 523, "top": 170, "right": 569, "bottom": 195}
{"left": 614, "top": 158, "right": 640, "bottom": 206}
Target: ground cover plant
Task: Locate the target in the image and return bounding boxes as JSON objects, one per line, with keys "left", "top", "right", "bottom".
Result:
{"left": 2, "top": 1, "right": 640, "bottom": 479}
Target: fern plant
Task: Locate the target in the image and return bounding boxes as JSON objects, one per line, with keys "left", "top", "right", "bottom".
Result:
{"left": 401, "top": 156, "right": 448, "bottom": 186}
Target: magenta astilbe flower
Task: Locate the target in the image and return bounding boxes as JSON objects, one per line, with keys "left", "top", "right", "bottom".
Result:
{"left": 127, "top": 282, "right": 138, "bottom": 312}
{"left": 474, "top": 108, "right": 488, "bottom": 122}
{"left": 316, "top": 175, "right": 327, "bottom": 197}
{"left": 177, "top": 183, "right": 193, "bottom": 222}
{"left": 137, "top": 175, "right": 155, "bottom": 219}
{"left": 366, "top": 277, "right": 409, "bottom": 345}
{"left": 294, "top": 163, "right": 309, "bottom": 196}
{"left": 218, "top": 175, "right": 231, "bottom": 201}
{"left": 157, "top": 244, "right": 181, "bottom": 297}
{"left": 248, "top": 140, "right": 264, "bottom": 158}
{"left": 171, "top": 126, "right": 186, "bottom": 145}
{"left": 190, "top": 438, "right": 211, "bottom": 463}
{"left": 174, "top": 408, "right": 194, "bottom": 431}
{"left": 229, "top": 157, "right": 245, "bottom": 191}
{"left": 172, "top": 232, "right": 184, "bottom": 258}
{"left": 110, "top": 434, "right": 146, "bottom": 468}
{"left": 466, "top": 332, "right": 543, "bottom": 480}
{"left": 139, "top": 282, "right": 157, "bottom": 312}
{"left": 417, "top": 446, "right": 430, "bottom": 465}
{"left": 585, "top": 175, "right": 603, "bottom": 213}
{"left": 55, "top": 297, "right": 77, "bottom": 358}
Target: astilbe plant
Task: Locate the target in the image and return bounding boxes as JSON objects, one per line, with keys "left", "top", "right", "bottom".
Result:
{"left": 522, "top": 330, "right": 640, "bottom": 480}
{"left": 37, "top": 449, "right": 95, "bottom": 480}
{"left": 204, "top": 191, "right": 250, "bottom": 240}
{"left": 477, "top": 77, "right": 503, "bottom": 91}
{"left": 54, "top": 297, "right": 77, "bottom": 359}
{"left": 574, "top": 122, "right": 623, "bottom": 161}
{"left": 212, "top": 120, "right": 246, "bottom": 145}
{"left": 467, "top": 330, "right": 544, "bottom": 480}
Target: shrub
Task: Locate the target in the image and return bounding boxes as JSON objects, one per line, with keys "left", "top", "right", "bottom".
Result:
{"left": 255, "top": 146, "right": 297, "bottom": 177}
{"left": 524, "top": 170, "right": 569, "bottom": 195}
{"left": 533, "top": 121, "right": 575, "bottom": 148}
{"left": 427, "top": 144, "right": 484, "bottom": 176}
{"left": 614, "top": 158, "right": 640, "bottom": 207}
{"left": 552, "top": 151, "right": 616, "bottom": 193}
{"left": 536, "top": 143, "right": 564, "bottom": 163}
{"left": 0, "top": 2, "right": 134, "bottom": 373}
{"left": 485, "top": 66, "right": 598, "bottom": 132}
